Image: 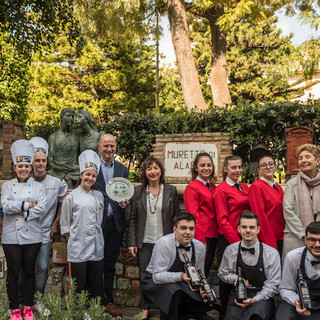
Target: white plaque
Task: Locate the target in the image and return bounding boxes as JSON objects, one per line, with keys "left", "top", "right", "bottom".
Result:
{"left": 165, "top": 142, "right": 218, "bottom": 177}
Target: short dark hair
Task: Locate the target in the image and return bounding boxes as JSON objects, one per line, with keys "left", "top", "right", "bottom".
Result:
{"left": 222, "top": 155, "right": 242, "bottom": 180}
{"left": 190, "top": 152, "right": 216, "bottom": 183}
{"left": 139, "top": 156, "right": 165, "bottom": 186}
{"left": 306, "top": 222, "right": 320, "bottom": 236}
{"left": 239, "top": 210, "right": 259, "bottom": 226}
{"left": 258, "top": 155, "right": 273, "bottom": 166}
{"left": 174, "top": 212, "right": 196, "bottom": 227}
{"left": 60, "top": 108, "right": 75, "bottom": 119}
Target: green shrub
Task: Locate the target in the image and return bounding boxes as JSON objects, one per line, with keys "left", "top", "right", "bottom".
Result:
{"left": 26, "top": 101, "right": 320, "bottom": 182}
{"left": 34, "top": 277, "right": 116, "bottom": 320}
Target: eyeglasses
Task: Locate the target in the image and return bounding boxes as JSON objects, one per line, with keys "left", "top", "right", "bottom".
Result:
{"left": 259, "top": 162, "right": 275, "bottom": 169}
{"left": 306, "top": 237, "right": 320, "bottom": 245}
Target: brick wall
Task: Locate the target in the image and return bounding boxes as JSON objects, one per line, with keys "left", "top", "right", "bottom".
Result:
{"left": 0, "top": 121, "right": 25, "bottom": 180}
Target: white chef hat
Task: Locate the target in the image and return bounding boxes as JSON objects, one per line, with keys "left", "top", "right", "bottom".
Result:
{"left": 11, "top": 139, "right": 34, "bottom": 165}
{"left": 30, "top": 137, "right": 49, "bottom": 156}
{"left": 79, "top": 150, "right": 100, "bottom": 174}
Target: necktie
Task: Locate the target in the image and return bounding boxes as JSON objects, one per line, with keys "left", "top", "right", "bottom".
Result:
{"left": 311, "top": 260, "right": 320, "bottom": 266}
{"left": 241, "top": 247, "right": 255, "bottom": 255}
{"left": 273, "top": 183, "right": 278, "bottom": 191}
{"left": 206, "top": 182, "right": 213, "bottom": 192}
{"left": 178, "top": 245, "right": 191, "bottom": 251}
{"left": 234, "top": 183, "right": 243, "bottom": 193}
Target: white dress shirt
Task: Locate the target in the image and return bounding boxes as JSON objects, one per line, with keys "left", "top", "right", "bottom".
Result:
{"left": 146, "top": 233, "right": 206, "bottom": 284}
{"left": 280, "top": 246, "right": 320, "bottom": 306}
{"left": 218, "top": 240, "right": 281, "bottom": 302}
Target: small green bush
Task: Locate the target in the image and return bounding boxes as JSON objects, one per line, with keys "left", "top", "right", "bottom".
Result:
{"left": 34, "top": 277, "right": 116, "bottom": 320}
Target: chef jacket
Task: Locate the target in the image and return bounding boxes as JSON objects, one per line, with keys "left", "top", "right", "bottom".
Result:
{"left": 1, "top": 177, "right": 47, "bottom": 244}
{"left": 38, "top": 175, "right": 67, "bottom": 243}
{"left": 60, "top": 186, "right": 104, "bottom": 263}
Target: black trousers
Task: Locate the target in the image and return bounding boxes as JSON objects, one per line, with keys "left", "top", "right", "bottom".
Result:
{"left": 69, "top": 259, "right": 106, "bottom": 305}
{"left": 217, "top": 234, "right": 232, "bottom": 318}
{"left": 3, "top": 243, "right": 41, "bottom": 310}
{"left": 277, "top": 240, "right": 283, "bottom": 258}
{"left": 103, "top": 218, "right": 123, "bottom": 304}
{"left": 160, "top": 290, "right": 213, "bottom": 320}
{"left": 276, "top": 301, "right": 320, "bottom": 320}
{"left": 205, "top": 237, "right": 217, "bottom": 277}
{"left": 138, "top": 243, "right": 154, "bottom": 310}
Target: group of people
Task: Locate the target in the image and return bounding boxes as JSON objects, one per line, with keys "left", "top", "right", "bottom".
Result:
{"left": 1, "top": 131, "right": 320, "bottom": 320}
{"left": 1, "top": 133, "right": 128, "bottom": 320}
{"left": 129, "top": 145, "right": 320, "bottom": 320}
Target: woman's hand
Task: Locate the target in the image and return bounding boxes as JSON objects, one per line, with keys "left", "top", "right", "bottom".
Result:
{"left": 128, "top": 246, "right": 137, "bottom": 257}
{"left": 29, "top": 202, "right": 37, "bottom": 208}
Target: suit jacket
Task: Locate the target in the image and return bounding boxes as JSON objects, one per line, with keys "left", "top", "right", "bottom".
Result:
{"left": 249, "top": 179, "right": 284, "bottom": 249}
{"left": 213, "top": 180, "right": 250, "bottom": 244}
{"left": 127, "top": 183, "right": 180, "bottom": 249}
{"left": 96, "top": 159, "right": 129, "bottom": 233}
{"left": 282, "top": 175, "right": 320, "bottom": 258}
{"left": 183, "top": 179, "right": 218, "bottom": 244}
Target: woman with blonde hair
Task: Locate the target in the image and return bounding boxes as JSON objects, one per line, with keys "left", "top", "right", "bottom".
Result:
{"left": 283, "top": 144, "right": 320, "bottom": 258}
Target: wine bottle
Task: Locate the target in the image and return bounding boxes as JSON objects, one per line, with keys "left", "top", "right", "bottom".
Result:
{"left": 182, "top": 252, "right": 201, "bottom": 290}
{"left": 236, "top": 267, "right": 247, "bottom": 303}
{"left": 297, "top": 268, "right": 312, "bottom": 310}
{"left": 198, "top": 269, "right": 216, "bottom": 304}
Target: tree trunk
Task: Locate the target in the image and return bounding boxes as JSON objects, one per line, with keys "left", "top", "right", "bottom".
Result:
{"left": 167, "top": 0, "right": 208, "bottom": 111}
{"left": 207, "top": 6, "right": 232, "bottom": 107}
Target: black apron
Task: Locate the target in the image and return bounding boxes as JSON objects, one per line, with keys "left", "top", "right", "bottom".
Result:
{"left": 300, "top": 247, "right": 320, "bottom": 312}
{"left": 225, "top": 241, "right": 275, "bottom": 320}
{"left": 236, "top": 241, "right": 266, "bottom": 298}
{"left": 276, "top": 248, "right": 320, "bottom": 319}
{"left": 140, "top": 241, "right": 203, "bottom": 314}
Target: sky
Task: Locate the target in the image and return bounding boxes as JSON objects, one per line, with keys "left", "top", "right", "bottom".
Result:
{"left": 158, "top": 10, "right": 320, "bottom": 66}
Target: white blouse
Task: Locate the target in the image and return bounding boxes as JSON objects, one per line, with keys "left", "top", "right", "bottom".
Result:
{"left": 143, "top": 184, "right": 164, "bottom": 244}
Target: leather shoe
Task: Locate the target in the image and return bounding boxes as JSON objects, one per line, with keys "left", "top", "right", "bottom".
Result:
{"left": 106, "top": 303, "right": 122, "bottom": 317}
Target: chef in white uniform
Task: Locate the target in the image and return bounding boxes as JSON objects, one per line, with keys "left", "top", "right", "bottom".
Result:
{"left": 29, "top": 137, "right": 68, "bottom": 297}
{"left": 60, "top": 149, "right": 106, "bottom": 305}
{"left": 1, "top": 139, "right": 47, "bottom": 320}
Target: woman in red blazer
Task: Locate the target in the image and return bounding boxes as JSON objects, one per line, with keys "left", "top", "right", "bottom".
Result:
{"left": 249, "top": 155, "right": 284, "bottom": 255}
{"left": 213, "top": 155, "right": 250, "bottom": 317}
{"left": 213, "top": 155, "right": 250, "bottom": 257}
{"left": 184, "top": 152, "right": 218, "bottom": 276}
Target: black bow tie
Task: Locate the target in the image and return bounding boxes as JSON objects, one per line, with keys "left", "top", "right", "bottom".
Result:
{"left": 178, "top": 245, "right": 191, "bottom": 251}
{"left": 311, "top": 260, "right": 320, "bottom": 266}
{"left": 241, "top": 247, "right": 255, "bottom": 255}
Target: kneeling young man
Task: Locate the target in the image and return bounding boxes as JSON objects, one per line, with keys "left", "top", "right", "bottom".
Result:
{"left": 218, "top": 210, "right": 281, "bottom": 320}
{"left": 141, "top": 212, "right": 219, "bottom": 320}
{"left": 277, "top": 221, "right": 320, "bottom": 319}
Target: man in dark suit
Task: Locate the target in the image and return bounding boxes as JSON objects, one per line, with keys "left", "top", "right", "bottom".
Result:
{"left": 96, "top": 134, "right": 129, "bottom": 316}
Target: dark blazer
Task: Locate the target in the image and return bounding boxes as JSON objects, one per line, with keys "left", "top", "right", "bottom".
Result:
{"left": 96, "top": 159, "right": 129, "bottom": 233}
{"left": 127, "top": 183, "right": 180, "bottom": 249}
